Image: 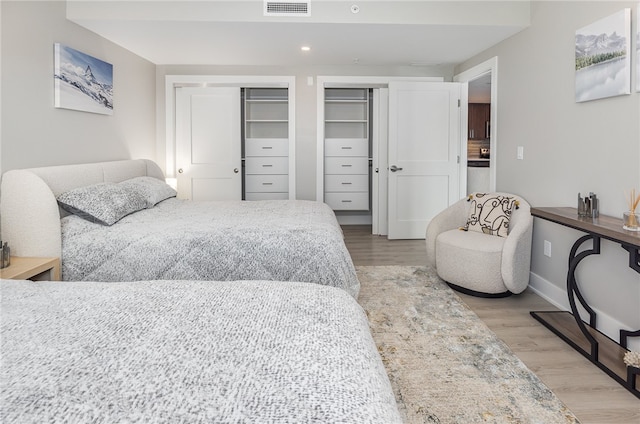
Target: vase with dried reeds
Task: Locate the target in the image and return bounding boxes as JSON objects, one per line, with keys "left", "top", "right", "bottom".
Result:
{"left": 623, "top": 189, "right": 640, "bottom": 231}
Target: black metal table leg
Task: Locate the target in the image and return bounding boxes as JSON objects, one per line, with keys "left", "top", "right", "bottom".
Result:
{"left": 566, "top": 234, "right": 600, "bottom": 360}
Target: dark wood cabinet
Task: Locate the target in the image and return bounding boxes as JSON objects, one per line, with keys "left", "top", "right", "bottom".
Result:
{"left": 468, "top": 103, "right": 490, "bottom": 140}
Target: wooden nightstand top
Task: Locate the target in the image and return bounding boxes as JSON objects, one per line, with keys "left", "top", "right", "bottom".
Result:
{"left": 0, "top": 257, "right": 61, "bottom": 281}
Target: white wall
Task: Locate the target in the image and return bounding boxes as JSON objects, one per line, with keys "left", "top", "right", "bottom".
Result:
{"left": 0, "top": 1, "right": 156, "bottom": 173}
{"left": 456, "top": 1, "right": 640, "bottom": 344}
{"left": 156, "top": 64, "right": 454, "bottom": 201}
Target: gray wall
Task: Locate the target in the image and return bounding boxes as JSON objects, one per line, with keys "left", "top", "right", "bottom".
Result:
{"left": 156, "top": 64, "right": 454, "bottom": 200}
{"left": 456, "top": 1, "right": 640, "bottom": 341}
{"left": 0, "top": 1, "right": 156, "bottom": 174}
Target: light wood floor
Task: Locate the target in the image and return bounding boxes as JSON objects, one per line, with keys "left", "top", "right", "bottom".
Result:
{"left": 342, "top": 225, "right": 640, "bottom": 424}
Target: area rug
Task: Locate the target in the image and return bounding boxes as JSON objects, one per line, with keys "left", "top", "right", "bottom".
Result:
{"left": 356, "top": 265, "right": 579, "bottom": 424}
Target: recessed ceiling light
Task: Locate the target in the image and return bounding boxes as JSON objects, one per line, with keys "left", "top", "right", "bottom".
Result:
{"left": 301, "top": 46, "right": 311, "bottom": 52}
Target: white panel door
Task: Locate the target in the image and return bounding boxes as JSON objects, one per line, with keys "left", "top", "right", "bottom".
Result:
{"left": 372, "top": 88, "right": 389, "bottom": 236}
{"left": 388, "top": 82, "right": 462, "bottom": 239}
{"left": 175, "top": 87, "right": 241, "bottom": 201}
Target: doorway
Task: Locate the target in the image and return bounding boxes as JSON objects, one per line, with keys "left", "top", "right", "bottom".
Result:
{"left": 165, "top": 75, "right": 296, "bottom": 199}
{"left": 316, "top": 76, "right": 444, "bottom": 233}
{"left": 316, "top": 76, "right": 466, "bottom": 239}
{"left": 454, "top": 57, "right": 498, "bottom": 193}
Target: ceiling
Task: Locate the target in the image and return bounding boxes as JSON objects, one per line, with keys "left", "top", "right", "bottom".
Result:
{"left": 67, "top": 1, "right": 531, "bottom": 67}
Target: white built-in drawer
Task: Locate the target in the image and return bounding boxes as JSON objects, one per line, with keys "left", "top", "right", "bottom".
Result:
{"left": 245, "top": 192, "right": 289, "bottom": 201}
{"left": 324, "top": 192, "right": 369, "bottom": 211}
{"left": 324, "top": 157, "right": 369, "bottom": 175}
{"left": 324, "top": 175, "right": 369, "bottom": 192}
{"left": 245, "top": 139, "right": 288, "bottom": 156}
{"left": 245, "top": 157, "right": 288, "bottom": 174}
{"left": 324, "top": 138, "right": 368, "bottom": 157}
{"left": 245, "top": 175, "right": 288, "bottom": 193}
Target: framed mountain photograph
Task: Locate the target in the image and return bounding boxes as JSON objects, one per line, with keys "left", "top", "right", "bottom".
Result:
{"left": 575, "top": 9, "right": 631, "bottom": 102}
{"left": 54, "top": 43, "right": 113, "bottom": 115}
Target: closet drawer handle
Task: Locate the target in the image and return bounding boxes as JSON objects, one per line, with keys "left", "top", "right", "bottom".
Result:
{"left": 262, "top": 146, "right": 273, "bottom": 149}
{"left": 341, "top": 182, "right": 352, "bottom": 185}
{"left": 341, "top": 200, "right": 352, "bottom": 203}
{"left": 262, "top": 164, "right": 273, "bottom": 167}
{"left": 341, "top": 164, "right": 352, "bottom": 167}
{"left": 341, "top": 146, "right": 352, "bottom": 150}
{"left": 262, "top": 182, "right": 273, "bottom": 185}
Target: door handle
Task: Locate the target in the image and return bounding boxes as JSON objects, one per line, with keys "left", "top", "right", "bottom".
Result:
{"left": 234, "top": 168, "right": 239, "bottom": 173}
{"left": 390, "top": 165, "right": 403, "bottom": 172}
{"left": 178, "top": 168, "right": 184, "bottom": 174}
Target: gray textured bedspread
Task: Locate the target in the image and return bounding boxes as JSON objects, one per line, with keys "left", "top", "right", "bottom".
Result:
{"left": 62, "top": 199, "right": 359, "bottom": 297}
{"left": 1, "top": 279, "right": 400, "bottom": 423}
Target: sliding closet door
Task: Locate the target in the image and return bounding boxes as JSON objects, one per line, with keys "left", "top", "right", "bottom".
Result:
{"left": 175, "top": 87, "right": 241, "bottom": 201}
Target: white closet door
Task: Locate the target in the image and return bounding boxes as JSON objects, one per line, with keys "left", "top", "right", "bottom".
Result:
{"left": 175, "top": 87, "right": 241, "bottom": 201}
{"left": 387, "top": 82, "right": 462, "bottom": 239}
{"left": 372, "top": 88, "right": 389, "bottom": 235}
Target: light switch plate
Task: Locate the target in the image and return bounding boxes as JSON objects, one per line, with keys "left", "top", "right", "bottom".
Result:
{"left": 517, "top": 146, "right": 524, "bottom": 160}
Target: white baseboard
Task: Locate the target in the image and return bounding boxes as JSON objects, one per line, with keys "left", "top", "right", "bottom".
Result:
{"left": 528, "top": 272, "right": 640, "bottom": 351}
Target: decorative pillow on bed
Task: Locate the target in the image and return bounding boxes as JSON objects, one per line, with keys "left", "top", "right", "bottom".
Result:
{"left": 57, "top": 183, "right": 148, "bottom": 226}
{"left": 119, "top": 176, "right": 177, "bottom": 208}
{"left": 463, "top": 192, "right": 517, "bottom": 237}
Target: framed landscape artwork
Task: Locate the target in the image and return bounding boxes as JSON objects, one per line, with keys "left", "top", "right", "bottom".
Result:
{"left": 54, "top": 43, "right": 113, "bottom": 115}
{"left": 637, "top": 5, "right": 640, "bottom": 92}
{"left": 575, "top": 8, "right": 631, "bottom": 102}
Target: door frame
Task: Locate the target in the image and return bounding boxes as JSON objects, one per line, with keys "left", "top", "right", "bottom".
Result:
{"left": 454, "top": 56, "right": 498, "bottom": 192}
{"left": 316, "top": 76, "right": 443, "bottom": 230}
{"left": 165, "top": 75, "right": 296, "bottom": 199}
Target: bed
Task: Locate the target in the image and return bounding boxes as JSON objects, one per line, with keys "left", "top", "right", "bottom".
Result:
{"left": 0, "top": 159, "right": 359, "bottom": 297}
{"left": 0, "top": 278, "right": 401, "bottom": 423}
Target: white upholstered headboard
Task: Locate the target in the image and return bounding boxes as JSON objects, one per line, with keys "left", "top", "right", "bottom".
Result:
{"left": 0, "top": 159, "right": 165, "bottom": 260}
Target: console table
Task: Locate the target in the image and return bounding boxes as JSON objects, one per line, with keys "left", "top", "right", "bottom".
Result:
{"left": 530, "top": 207, "right": 640, "bottom": 398}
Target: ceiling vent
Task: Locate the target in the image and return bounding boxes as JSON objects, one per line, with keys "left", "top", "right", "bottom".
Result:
{"left": 264, "top": 1, "right": 310, "bottom": 17}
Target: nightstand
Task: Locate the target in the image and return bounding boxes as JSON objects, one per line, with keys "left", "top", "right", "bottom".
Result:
{"left": 0, "top": 257, "right": 61, "bottom": 281}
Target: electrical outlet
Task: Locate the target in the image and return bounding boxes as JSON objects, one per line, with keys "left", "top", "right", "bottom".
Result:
{"left": 544, "top": 240, "right": 551, "bottom": 257}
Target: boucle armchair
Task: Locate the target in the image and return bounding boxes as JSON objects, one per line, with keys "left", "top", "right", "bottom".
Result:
{"left": 425, "top": 192, "right": 533, "bottom": 297}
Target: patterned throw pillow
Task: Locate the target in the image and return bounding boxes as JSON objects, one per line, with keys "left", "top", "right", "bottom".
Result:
{"left": 119, "top": 176, "right": 177, "bottom": 208}
{"left": 57, "top": 183, "right": 147, "bottom": 226}
{"left": 463, "top": 193, "right": 517, "bottom": 237}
